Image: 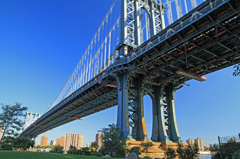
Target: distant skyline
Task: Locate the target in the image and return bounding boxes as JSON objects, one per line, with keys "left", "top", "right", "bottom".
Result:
{"left": 1, "top": 0, "right": 240, "bottom": 147}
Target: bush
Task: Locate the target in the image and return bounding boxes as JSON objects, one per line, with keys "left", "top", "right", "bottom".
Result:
{"left": 50, "top": 146, "right": 63, "bottom": 153}
{"left": 92, "top": 151, "right": 102, "bottom": 156}
{"left": 232, "top": 150, "right": 240, "bottom": 159}
{"left": 211, "top": 151, "right": 221, "bottom": 159}
{"left": 81, "top": 147, "right": 92, "bottom": 156}
{"left": 127, "top": 146, "right": 141, "bottom": 155}
{"left": 211, "top": 141, "right": 240, "bottom": 159}
{"left": 165, "top": 147, "right": 177, "bottom": 159}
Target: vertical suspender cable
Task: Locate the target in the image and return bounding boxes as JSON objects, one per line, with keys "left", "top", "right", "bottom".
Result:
{"left": 145, "top": 12, "right": 148, "bottom": 40}
{"left": 191, "top": 0, "right": 197, "bottom": 9}
{"left": 167, "top": 0, "right": 173, "bottom": 25}
{"left": 108, "top": 32, "right": 111, "bottom": 67}
{"left": 184, "top": 0, "right": 188, "bottom": 13}
{"left": 88, "top": 44, "right": 92, "bottom": 81}
{"left": 175, "top": 0, "right": 182, "bottom": 19}
{"left": 104, "top": 39, "right": 107, "bottom": 69}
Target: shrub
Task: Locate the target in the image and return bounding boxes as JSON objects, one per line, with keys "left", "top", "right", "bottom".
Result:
{"left": 232, "top": 150, "right": 240, "bottom": 159}
{"left": 50, "top": 146, "right": 63, "bottom": 153}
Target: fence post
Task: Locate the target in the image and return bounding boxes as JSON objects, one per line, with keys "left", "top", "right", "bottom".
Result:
{"left": 218, "top": 136, "right": 223, "bottom": 159}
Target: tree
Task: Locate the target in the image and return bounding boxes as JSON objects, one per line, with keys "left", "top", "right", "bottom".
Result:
{"left": 12, "top": 137, "right": 35, "bottom": 150}
{"left": 140, "top": 141, "right": 153, "bottom": 157}
{"left": 233, "top": 64, "right": 240, "bottom": 76}
{"left": 165, "top": 147, "right": 177, "bottom": 159}
{"left": 50, "top": 146, "right": 63, "bottom": 153}
{"left": 0, "top": 102, "right": 28, "bottom": 140}
{"left": 91, "top": 142, "right": 98, "bottom": 150}
{"left": 184, "top": 144, "right": 199, "bottom": 159}
{"left": 0, "top": 136, "right": 15, "bottom": 150}
{"left": 232, "top": 150, "right": 240, "bottom": 159}
{"left": 209, "top": 143, "right": 220, "bottom": 154}
{"left": 176, "top": 143, "right": 186, "bottom": 159}
{"left": 1, "top": 137, "right": 34, "bottom": 150}
{"left": 176, "top": 143, "right": 198, "bottom": 159}
{"left": 126, "top": 145, "right": 142, "bottom": 156}
{"left": 100, "top": 123, "right": 128, "bottom": 157}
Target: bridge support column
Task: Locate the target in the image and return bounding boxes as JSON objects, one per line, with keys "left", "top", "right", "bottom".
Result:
{"left": 117, "top": 74, "right": 130, "bottom": 138}
{"left": 152, "top": 85, "right": 181, "bottom": 142}
{"left": 166, "top": 85, "right": 181, "bottom": 142}
{"left": 134, "top": 78, "right": 148, "bottom": 141}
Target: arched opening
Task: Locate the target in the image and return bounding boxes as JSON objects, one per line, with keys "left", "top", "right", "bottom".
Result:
{"left": 139, "top": 7, "right": 151, "bottom": 45}
{"left": 143, "top": 94, "right": 153, "bottom": 140}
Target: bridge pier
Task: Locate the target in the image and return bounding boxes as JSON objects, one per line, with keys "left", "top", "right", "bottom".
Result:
{"left": 152, "top": 85, "right": 181, "bottom": 142}
{"left": 133, "top": 77, "right": 148, "bottom": 141}
{"left": 116, "top": 74, "right": 181, "bottom": 142}
{"left": 117, "top": 74, "right": 130, "bottom": 138}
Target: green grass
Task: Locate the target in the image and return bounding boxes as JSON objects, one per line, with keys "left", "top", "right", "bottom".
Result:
{"left": 0, "top": 151, "right": 121, "bottom": 159}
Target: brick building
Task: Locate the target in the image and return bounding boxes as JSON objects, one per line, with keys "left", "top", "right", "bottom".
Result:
{"left": 64, "top": 133, "right": 83, "bottom": 150}
{"left": 186, "top": 138, "right": 204, "bottom": 151}
{"left": 40, "top": 136, "right": 48, "bottom": 146}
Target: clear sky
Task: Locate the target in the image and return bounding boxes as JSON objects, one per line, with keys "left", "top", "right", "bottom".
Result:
{"left": 0, "top": 0, "right": 240, "bottom": 147}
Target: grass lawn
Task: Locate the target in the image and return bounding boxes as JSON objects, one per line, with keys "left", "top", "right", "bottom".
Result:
{"left": 0, "top": 151, "right": 121, "bottom": 159}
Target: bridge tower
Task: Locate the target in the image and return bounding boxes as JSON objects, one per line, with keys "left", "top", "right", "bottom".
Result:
{"left": 116, "top": 0, "right": 181, "bottom": 143}
{"left": 119, "top": 0, "right": 165, "bottom": 56}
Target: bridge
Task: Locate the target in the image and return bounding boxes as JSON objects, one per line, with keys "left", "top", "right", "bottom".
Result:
{"left": 20, "top": 0, "right": 240, "bottom": 143}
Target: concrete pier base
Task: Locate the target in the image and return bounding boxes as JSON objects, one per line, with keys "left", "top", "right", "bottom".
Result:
{"left": 125, "top": 140, "right": 188, "bottom": 159}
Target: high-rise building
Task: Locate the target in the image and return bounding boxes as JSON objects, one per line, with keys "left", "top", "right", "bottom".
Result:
{"left": 56, "top": 136, "right": 65, "bottom": 147}
{"left": 40, "top": 136, "right": 48, "bottom": 147}
{"left": 60, "top": 136, "right": 65, "bottom": 146}
{"left": 50, "top": 140, "right": 55, "bottom": 146}
{"left": 194, "top": 138, "right": 204, "bottom": 151}
{"left": 186, "top": 138, "right": 195, "bottom": 147}
{"left": 96, "top": 132, "right": 104, "bottom": 150}
{"left": 56, "top": 138, "right": 61, "bottom": 146}
{"left": 186, "top": 138, "right": 204, "bottom": 151}
{"left": 64, "top": 133, "right": 83, "bottom": 150}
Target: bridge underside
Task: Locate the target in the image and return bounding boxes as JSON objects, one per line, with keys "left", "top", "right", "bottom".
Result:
{"left": 127, "top": 0, "right": 240, "bottom": 87}
{"left": 21, "top": 80, "right": 118, "bottom": 138}
{"left": 20, "top": 0, "right": 240, "bottom": 140}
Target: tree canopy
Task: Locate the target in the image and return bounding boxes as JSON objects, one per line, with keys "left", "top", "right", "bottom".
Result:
{"left": 99, "top": 123, "right": 127, "bottom": 157}
{"left": 0, "top": 102, "right": 27, "bottom": 139}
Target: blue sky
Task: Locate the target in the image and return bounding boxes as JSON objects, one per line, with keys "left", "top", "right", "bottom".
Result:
{"left": 0, "top": 0, "right": 240, "bottom": 147}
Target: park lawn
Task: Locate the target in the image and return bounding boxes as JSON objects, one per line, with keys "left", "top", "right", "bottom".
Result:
{"left": 0, "top": 151, "right": 121, "bottom": 159}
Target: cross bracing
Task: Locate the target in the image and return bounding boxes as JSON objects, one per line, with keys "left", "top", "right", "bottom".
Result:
{"left": 20, "top": 0, "right": 240, "bottom": 138}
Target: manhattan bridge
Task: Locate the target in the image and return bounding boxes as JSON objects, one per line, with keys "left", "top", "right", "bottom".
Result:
{"left": 20, "top": 0, "right": 240, "bottom": 143}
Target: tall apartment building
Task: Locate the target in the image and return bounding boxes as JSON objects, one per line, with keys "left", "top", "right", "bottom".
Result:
{"left": 96, "top": 132, "right": 104, "bottom": 150}
{"left": 56, "top": 136, "right": 65, "bottom": 147}
{"left": 40, "top": 136, "right": 48, "bottom": 146}
{"left": 194, "top": 138, "right": 204, "bottom": 151}
{"left": 50, "top": 140, "right": 55, "bottom": 146}
{"left": 186, "top": 138, "right": 204, "bottom": 151}
{"left": 64, "top": 133, "right": 84, "bottom": 150}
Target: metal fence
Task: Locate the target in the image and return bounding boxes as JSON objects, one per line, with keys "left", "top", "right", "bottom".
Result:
{"left": 218, "top": 133, "right": 240, "bottom": 159}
